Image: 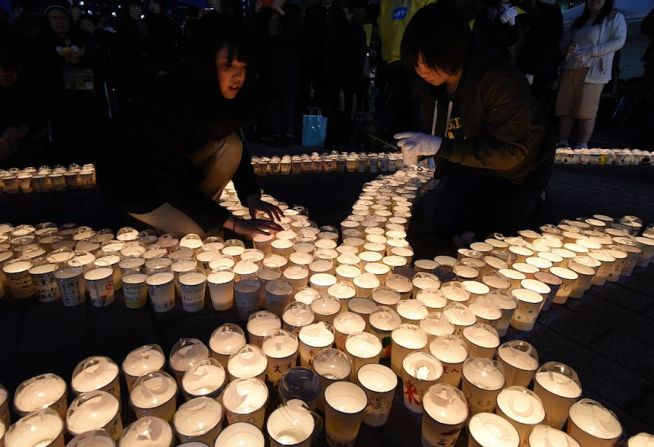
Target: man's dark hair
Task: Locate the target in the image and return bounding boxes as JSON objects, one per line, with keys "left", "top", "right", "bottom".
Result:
{"left": 572, "top": 0, "right": 615, "bottom": 29}
{"left": 401, "top": 1, "right": 471, "bottom": 74}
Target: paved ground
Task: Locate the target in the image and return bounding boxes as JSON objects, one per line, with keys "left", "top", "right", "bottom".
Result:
{"left": 0, "top": 163, "right": 653, "bottom": 443}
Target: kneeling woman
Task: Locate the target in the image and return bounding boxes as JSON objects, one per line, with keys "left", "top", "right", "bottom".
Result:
{"left": 98, "top": 13, "right": 282, "bottom": 238}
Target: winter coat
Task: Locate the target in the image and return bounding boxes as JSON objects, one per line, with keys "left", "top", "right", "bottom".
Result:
{"left": 517, "top": 1, "right": 563, "bottom": 84}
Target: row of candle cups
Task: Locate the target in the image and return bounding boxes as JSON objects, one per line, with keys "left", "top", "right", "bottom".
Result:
{"left": 251, "top": 151, "right": 405, "bottom": 176}
{"left": 0, "top": 164, "right": 96, "bottom": 194}
{"left": 554, "top": 148, "right": 652, "bottom": 166}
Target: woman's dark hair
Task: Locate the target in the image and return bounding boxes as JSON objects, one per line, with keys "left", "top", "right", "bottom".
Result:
{"left": 572, "top": 0, "right": 615, "bottom": 29}
{"left": 401, "top": 1, "right": 471, "bottom": 74}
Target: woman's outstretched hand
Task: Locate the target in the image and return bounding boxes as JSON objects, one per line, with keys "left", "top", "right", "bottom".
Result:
{"left": 228, "top": 217, "right": 283, "bottom": 238}
{"left": 247, "top": 195, "right": 284, "bottom": 221}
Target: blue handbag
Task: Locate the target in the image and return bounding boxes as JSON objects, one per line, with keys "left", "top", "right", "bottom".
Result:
{"left": 301, "top": 108, "right": 328, "bottom": 147}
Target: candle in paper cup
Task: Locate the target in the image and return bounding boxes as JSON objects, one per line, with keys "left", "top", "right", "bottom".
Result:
{"left": 253, "top": 233, "right": 274, "bottom": 254}
{"left": 454, "top": 265, "right": 480, "bottom": 282}
{"left": 283, "top": 266, "right": 309, "bottom": 292}
{"left": 66, "top": 391, "right": 122, "bottom": 440}
{"left": 263, "top": 254, "right": 289, "bottom": 271}
{"left": 413, "top": 273, "right": 441, "bottom": 299}
{"left": 264, "top": 280, "right": 294, "bottom": 317}
{"left": 72, "top": 356, "right": 120, "bottom": 400}
{"left": 335, "top": 264, "right": 361, "bottom": 287}
{"left": 496, "top": 340, "right": 538, "bottom": 388}
{"left": 29, "top": 263, "right": 60, "bottom": 303}
{"left": 14, "top": 373, "right": 67, "bottom": 418}
{"left": 468, "top": 296, "right": 502, "bottom": 328}
{"left": 356, "top": 364, "right": 397, "bottom": 427}
{"left": 333, "top": 312, "right": 366, "bottom": 350}
{"left": 614, "top": 241, "right": 642, "bottom": 277}
{"left": 420, "top": 311, "right": 455, "bottom": 340}
{"left": 4, "top": 408, "right": 64, "bottom": 447}
{"left": 587, "top": 250, "right": 616, "bottom": 286}
{"left": 214, "top": 422, "right": 264, "bottom": 447}
{"left": 529, "top": 424, "right": 580, "bottom": 447}
{"left": 130, "top": 371, "right": 179, "bottom": 422}
{"left": 310, "top": 296, "right": 340, "bottom": 324}
{"left": 309, "top": 273, "right": 337, "bottom": 298}
{"left": 227, "top": 344, "right": 268, "bottom": 382}
{"left": 415, "top": 259, "right": 438, "bottom": 273}
{"left": 247, "top": 311, "right": 281, "bottom": 347}
{"left": 462, "top": 281, "right": 490, "bottom": 300}
{"left": 222, "top": 378, "right": 268, "bottom": 429}
{"left": 368, "top": 306, "right": 402, "bottom": 358}
{"left": 294, "top": 287, "right": 321, "bottom": 305}
{"left": 533, "top": 362, "right": 581, "bottom": 429}
{"left": 3, "top": 259, "right": 34, "bottom": 299}
{"left": 324, "top": 381, "right": 367, "bottom": 447}
{"left": 173, "top": 397, "right": 223, "bottom": 445}
{"left": 233, "top": 279, "right": 260, "bottom": 320}
{"left": 205, "top": 269, "right": 235, "bottom": 311}
{"left": 122, "top": 344, "right": 166, "bottom": 392}
{"left": 209, "top": 256, "right": 235, "bottom": 272}
{"left": 467, "top": 412, "right": 519, "bottom": 447}
{"left": 66, "top": 430, "right": 115, "bottom": 446}
{"left": 182, "top": 358, "right": 226, "bottom": 400}
{"left": 443, "top": 303, "right": 477, "bottom": 336}
{"left": 402, "top": 352, "right": 443, "bottom": 413}
{"left": 170, "top": 339, "right": 210, "bottom": 381}
{"left": 262, "top": 329, "right": 299, "bottom": 384}
{"left": 351, "top": 273, "right": 379, "bottom": 299}
{"left": 266, "top": 399, "right": 315, "bottom": 447}
{"left": 566, "top": 262, "right": 595, "bottom": 299}
{"left": 606, "top": 248, "right": 627, "bottom": 282}
{"left": 386, "top": 273, "right": 414, "bottom": 299}
{"left": 327, "top": 281, "right": 356, "bottom": 312}
{"left": 421, "top": 384, "right": 468, "bottom": 447}
{"left": 510, "top": 289, "right": 543, "bottom": 331}
{"left": 345, "top": 332, "right": 382, "bottom": 377}
{"left": 372, "top": 286, "right": 401, "bottom": 307}
{"left": 635, "top": 236, "right": 654, "bottom": 266}
{"left": 441, "top": 282, "right": 470, "bottom": 304}
{"left": 498, "top": 269, "right": 527, "bottom": 290}
{"left": 567, "top": 399, "right": 622, "bottom": 447}
{"left": 390, "top": 323, "right": 427, "bottom": 375}
{"left": 282, "top": 301, "right": 314, "bottom": 335}
{"left": 122, "top": 273, "right": 148, "bottom": 309}
{"left": 299, "top": 322, "right": 335, "bottom": 367}
{"left": 532, "top": 272, "right": 561, "bottom": 311}
{"left": 628, "top": 433, "right": 654, "bottom": 447}
{"left": 347, "top": 297, "right": 378, "bottom": 322}
{"left": 209, "top": 324, "right": 246, "bottom": 369}
{"left": 178, "top": 272, "right": 207, "bottom": 313}
{"left": 495, "top": 386, "right": 545, "bottom": 446}
{"left": 271, "top": 239, "right": 293, "bottom": 257}
{"left": 461, "top": 358, "right": 505, "bottom": 415}
{"left": 462, "top": 324, "right": 500, "bottom": 359}
{"left": 233, "top": 261, "right": 259, "bottom": 282}
{"left": 68, "top": 252, "right": 97, "bottom": 273}
{"left": 222, "top": 240, "right": 245, "bottom": 260}
{"left": 84, "top": 267, "right": 115, "bottom": 307}
{"left": 146, "top": 272, "right": 175, "bottom": 313}
{"left": 486, "top": 292, "right": 517, "bottom": 336}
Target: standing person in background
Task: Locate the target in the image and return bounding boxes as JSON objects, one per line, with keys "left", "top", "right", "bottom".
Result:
{"left": 253, "top": 0, "right": 301, "bottom": 142}
{"left": 473, "top": 0, "right": 520, "bottom": 61}
{"left": 555, "top": 0, "right": 626, "bottom": 149}
{"left": 517, "top": 0, "right": 563, "bottom": 115}
{"left": 637, "top": 7, "right": 654, "bottom": 147}
{"left": 145, "top": 0, "right": 182, "bottom": 77}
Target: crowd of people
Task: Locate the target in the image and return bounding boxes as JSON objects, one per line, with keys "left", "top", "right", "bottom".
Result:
{"left": 0, "top": 0, "right": 640, "bottom": 168}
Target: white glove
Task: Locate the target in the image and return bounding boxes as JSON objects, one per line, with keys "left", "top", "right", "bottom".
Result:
{"left": 394, "top": 132, "right": 442, "bottom": 166}
{"left": 499, "top": 6, "right": 517, "bottom": 25}
{"left": 525, "top": 73, "right": 534, "bottom": 85}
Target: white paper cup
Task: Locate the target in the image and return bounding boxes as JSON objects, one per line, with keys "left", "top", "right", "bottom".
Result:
{"left": 421, "top": 384, "right": 468, "bottom": 447}
{"left": 461, "top": 358, "right": 505, "bottom": 415}
{"left": 402, "top": 352, "right": 443, "bottom": 414}
{"left": 510, "top": 289, "right": 543, "bottom": 332}
{"left": 122, "top": 273, "right": 148, "bottom": 309}
{"left": 66, "top": 391, "right": 123, "bottom": 440}
{"left": 532, "top": 362, "right": 581, "bottom": 430}
{"left": 214, "top": 422, "right": 264, "bottom": 447}
{"left": 495, "top": 386, "right": 545, "bottom": 446}
{"left": 179, "top": 271, "right": 207, "bottom": 313}
{"left": 356, "top": 364, "right": 397, "bottom": 427}
{"left": 147, "top": 272, "right": 175, "bottom": 313}
{"left": 84, "top": 268, "right": 115, "bottom": 307}
{"left": 129, "top": 371, "right": 178, "bottom": 422}
{"left": 567, "top": 399, "right": 622, "bottom": 447}
{"left": 3, "top": 260, "right": 34, "bottom": 299}
{"left": 173, "top": 397, "right": 224, "bottom": 445}
{"left": 266, "top": 400, "right": 315, "bottom": 447}
{"left": 30, "top": 264, "right": 60, "bottom": 303}
{"left": 467, "top": 412, "right": 519, "bottom": 447}
{"left": 324, "top": 382, "right": 367, "bottom": 447}
{"left": 222, "top": 378, "right": 268, "bottom": 429}
{"left": 4, "top": 408, "right": 65, "bottom": 447}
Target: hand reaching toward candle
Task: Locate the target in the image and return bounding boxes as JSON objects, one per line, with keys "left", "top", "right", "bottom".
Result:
{"left": 394, "top": 132, "right": 443, "bottom": 159}
{"left": 228, "top": 217, "right": 283, "bottom": 238}
{"left": 247, "top": 195, "right": 284, "bottom": 221}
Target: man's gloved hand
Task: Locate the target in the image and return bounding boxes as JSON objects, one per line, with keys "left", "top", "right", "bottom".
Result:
{"left": 394, "top": 132, "right": 443, "bottom": 156}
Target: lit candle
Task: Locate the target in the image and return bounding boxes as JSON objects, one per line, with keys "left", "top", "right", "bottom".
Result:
{"left": 66, "top": 430, "right": 115, "bottom": 447}
{"left": 324, "top": 381, "right": 367, "bottom": 447}
{"left": 468, "top": 412, "right": 520, "bottom": 447}
{"left": 67, "top": 391, "right": 123, "bottom": 440}
{"left": 271, "top": 239, "right": 293, "bottom": 258}
{"left": 533, "top": 362, "right": 582, "bottom": 429}
{"left": 146, "top": 272, "right": 175, "bottom": 313}
{"left": 3, "top": 260, "right": 34, "bottom": 299}
{"left": 567, "top": 399, "right": 622, "bottom": 447}
{"left": 397, "top": 299, "right": 429, "bottom": 324}
{"left": 443, "top": 302, "right": 476, "bottom": 336}
{"left": 372, "top": 286, "right": 401, "bottom": 307}
{"left": 4, "top": 408, "right": 64, "bottom": 447}
{"left": 169, "top": 338, "right": 209, "bottom": 381}
{"left": 262, "top": 329, "right": 299, "bottom": 384}
{"left": 294, "top": 286, "right": 321, "bottom": 305}
{"left": 390, "top": 323, "right": 427, "bottom": 375}
{"left": 496, "top": 340, "right": 538, "bottom": 388}
{"left": 264, "top": 280, "right": 294, "bottom": 317}
{"left": 368, "top": 306, "right": 402, "bottom": 358}
{"left": 252, "top": 233, "right": 274, "bottom": 254}
{"left": 461, "top": 357, "right": 505, "bottom": 415}
{"left": 233, "top": 279, "right": 260, "bottom": 321}
{"left": 222, "top": 378, "right": 268, "bottom": 430}
{"left": 283, "top": 265, "right": 309, "bottom": 293}
{"left": 462, "top": 323, "right": 499, "bottom": 359}
{"left": 122, "top": 344, "right": 166, "bottom": 392}
{"left": 510, "top": 289, "right": 544, "bottom": 332}
{"left": 247, "top": 311, "right": 281, "bottom": 347}
{"left": 227, "top": 344, "right": 268, "bottom": 382}
{"left": 401, "top": 351, "right": 443, "bottom": 413}
{"left": 206, "top": 270, "right": 235, "bottom": 311}
{"left": 209, "top": 323, "right": 246, "bottom": 369}
{"left": 72, "top": 356, "right": 120, "bottom": 400}
{"left": 299, "top": 322, "right": 335, "bottom": 367}
{"left": 282, "top": 301, "right": 314, "bottom": 335}
{"left": 327, "top": 282, "right": 356, "bottom": 312}
{"left": 333, "top": 312, "right": 366, "bottom": 350}
{"left": 421, "top": 384, "right": 468, "bottom": 447}
{"left": 385, "top": 273, "right": 413, "bottom": 299}
{"left": 310, "top": 296, "right": 341, "bottom": 324}
{"left": 214, "top": 422, "right": 264, "bottom": 447}
{"left": 453, "top": 264, "right": 479, "bottom": 281}
{"left": 178, "top": 271, "right": 207, "bottom": 313}
{"left": 498, "top": 269, "right": 527, "bottom": 290}
{"left": 528, "top": 424, "right": 581, "bottom": 447}
{"left": 309, "top": 273, "right": 337, "bottom": 298}
{"left": 233, "top": 260, "right": 259, "bottom": 282}
{"left": 181, "top": 357, "right": 226, "bottom": 400}
{"left": 14, "top": 373, "right": 67, "bottom": 418}
{"left": 415, "top": 259, "right": 438, "bottom": 273}
{"left": 173, "top": 397, "right": 223, "bottom": 445}
{"left": 627, "top": 433, "right": 654, "bottom": 447}
{"left": 441, "top": 282, "right": 470, "bottom": 304}
{"left": 356, "top": 364, "right": 397, "bottom": 427}
{"left": 496, "top": 386, "right": 545, "bottom": 446}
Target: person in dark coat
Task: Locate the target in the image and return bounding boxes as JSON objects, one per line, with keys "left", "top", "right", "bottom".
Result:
{"left": 253, "top": 0, "right": 302, "bottom": 140}
{"left": 301, "top": 0, "right": 349, "bottom": 138}
{"left": 34, "top": 0, "right": 105, "bottom": 162}
{"left": 395, "top": 2, "right": 553, "bottom": 246}
{"left": 145, "top": 0, "right": 182, "bottom": 75}
{"left": 517, "top": 0, "right": 563, "bottom": 113}
{"left": 473, "top": 0, "right": 520, "bottom": 61}
{"left": 97, "top": 13, "right": 283, "bottom": 238}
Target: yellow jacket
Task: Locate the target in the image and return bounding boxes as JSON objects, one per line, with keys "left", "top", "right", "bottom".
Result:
{"left": 378, "top": 0, "right": 436, "bottom": 63}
